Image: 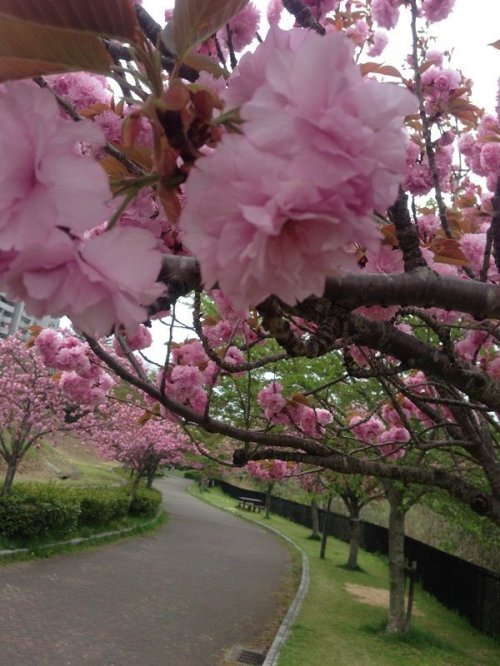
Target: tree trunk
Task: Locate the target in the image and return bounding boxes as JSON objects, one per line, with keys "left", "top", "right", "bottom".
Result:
{"left": 1, "top": 460, "right": 18, "bottom": 496}
{"left": 346, "top": 510, "right": 361, "bottom": 570}
{"left": 146, "top": 469, "right": 155, "bottom": 489}
{"left": 320, "top": 493, "right": 333, "bottom": 560}
{"left": 129, "top": 472, "right": 141, "bottom": 502}
{"left": 385, "top": 483, "right": 407, "bottom": 634}
{"left": 310, "top": 497, "right": 321, "bottom": 539}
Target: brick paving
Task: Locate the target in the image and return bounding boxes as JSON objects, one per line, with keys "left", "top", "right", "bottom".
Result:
{"left": 0, "top": 476, "right": 291, "bottom": 665}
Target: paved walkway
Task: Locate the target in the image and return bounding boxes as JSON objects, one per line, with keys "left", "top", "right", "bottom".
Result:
{"left": 0, "top": 476, "right": 291, "bottom": 665}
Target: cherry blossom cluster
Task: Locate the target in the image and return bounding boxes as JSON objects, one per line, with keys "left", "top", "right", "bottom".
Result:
{"left": 349, "top": 412, "right": 410, "bottom": 459}
{"left": 155, "top": 337, "right": 247, "bottom": 416}
{"left": 34, "top": 328, "right": 114, "bottom": 405}
{"left": 246, "top": 459, "right": 299, "bottom": 482}
{"left": 113, "top": 324, "right": 153, "bottom": 357}
{"left": 258, "top": 381, "right": 333, "bottom": 436}
{"left": 181, "top": 25, "right": 415, "bottom": 309}
{"left": 0, "top": 81, "right": 165, "bottom": 337}
{"left": 371, "top": 0, "right": 456, "bottom": 30}
{"left": 90, "top": 401, "right": 192, "bottom": 474}
{"left": 459, "top": 113, "right": 500, "bottom": 192}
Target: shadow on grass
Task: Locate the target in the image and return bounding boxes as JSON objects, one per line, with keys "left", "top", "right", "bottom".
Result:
{"left": 361, "top": 619, "right": 458, "bottom": 655}
{"left": 336, "top": 563, "right": 365, "bottom": 573}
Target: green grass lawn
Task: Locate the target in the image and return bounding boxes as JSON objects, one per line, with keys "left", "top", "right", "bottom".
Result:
{"left": 189, "top": 484, "right": 500, "bottom": 666}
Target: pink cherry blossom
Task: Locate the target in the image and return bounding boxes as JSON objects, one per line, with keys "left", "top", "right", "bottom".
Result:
{"left": 367, "top": 30, "right": 389, "bottom": 57}
{"left": 346, "top": 19, "right": 370, "bottom": 46}
{"left": 183, "top": 27, "right": 415, "bottom": 309}
{"left": 4, "top": 227, "right": 164, "bottom": 336}
{"left": 266, "top": 0, "right": 283, "bottom": 24}
{"left": 218, "top": 3, "right": 260, "bottom": 52}
{"left": 371, "top": 0, "right": 401, "bottom": 30}
{"left": 377, "top": 426, "right": 409, "bottom": 458}
{"left": 0, "top": 81, "right": 111, "bottom": 252}
{"left": 422, "top": 0, "right": 456, "bottom": 23}
{"left": 480, "top": 143, "right": 500, "bottom": 174}
{"left": 258, "top": 382, "right": 287, "bottom": 420}
{"left": 113, "top": 324, "right": 153, "bottom": 356}
{"left": 350, "top": 414, "right": 385, "bottom": 441}
{"left": 46, "top": 72, "right": 111, "bottom": 111}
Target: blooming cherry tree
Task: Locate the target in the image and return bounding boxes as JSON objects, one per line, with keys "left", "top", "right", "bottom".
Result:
{"left": 0, "top": 334, "right": 91, "bottom": 494}
{"left": 90, "top": 402, "right": 192, "bottom": 492}
{"left": 0, "top": 0, "right": 499, "bottom": 543}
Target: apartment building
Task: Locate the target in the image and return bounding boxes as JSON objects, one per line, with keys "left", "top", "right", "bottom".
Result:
{"left": 0, "top": 294, "right": 59, "bottom": 339}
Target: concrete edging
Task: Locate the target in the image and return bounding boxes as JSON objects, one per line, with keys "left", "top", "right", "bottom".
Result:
{"left": 0, "top": 512, "right": 163, "bottom": 560}
{"left": 260, "top": 523, "right": 310, "bottom": 666}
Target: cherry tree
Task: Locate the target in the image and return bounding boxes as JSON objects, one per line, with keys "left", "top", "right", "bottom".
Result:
{"left": 90, "top": 402, "right": 192, "bottom": 493}
{"left": 0, "top": 334, "right": 91, "bottom": 495}
{"left": 246, "top": 459, "right": 298, "bottom": 517}
{"left": 0, "top": 0, "right": 499, "bottom": 545}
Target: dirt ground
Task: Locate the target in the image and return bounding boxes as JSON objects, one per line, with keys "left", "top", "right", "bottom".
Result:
{"left": 345, "top": 583, "right": 423, "bottom": 616}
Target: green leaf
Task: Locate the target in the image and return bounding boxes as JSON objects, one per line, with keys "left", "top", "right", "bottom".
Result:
{"left": 171, "top": 0, "right": 248, "bottom": 61}
{"left": 183, "top": 49, "right": 229, "bottom": 78}
{"left": 0, "top": 0, "right": 138, "bottom": 40}
{"left": 0, "top": 15, "right": 112, "bottom": 82}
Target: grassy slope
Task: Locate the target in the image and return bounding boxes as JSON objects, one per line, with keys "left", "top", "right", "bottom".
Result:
{"left": 0, "top": 434, "right": 121, "bottom": 487}
{"left": 191, "top": 484, "right": 500, "bottom": 666}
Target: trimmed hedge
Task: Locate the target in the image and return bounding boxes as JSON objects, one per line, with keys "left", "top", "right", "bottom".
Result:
{"left": 0, "top": 484, "right": 80, "bottom": 538}
{"left": 129, "top": 487, "right": 162, "bottom": 518}
{"left": 0, "top": 483, "right": 162, "bottom": 540}
{"left": 184, "top": 470, "right": 203, "bottom": 482}
{"left": 69, "top": 487, "right": 130, "bottom": 526}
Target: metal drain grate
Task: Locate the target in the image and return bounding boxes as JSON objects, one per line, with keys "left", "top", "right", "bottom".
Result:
{"left": 232, "top": 647, "right": 266, "bottom": 665}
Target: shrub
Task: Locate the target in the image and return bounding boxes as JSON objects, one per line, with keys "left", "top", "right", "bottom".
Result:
{"left": 129, "top": 487, "right": 162, "bottom": 518}
{"left": 69, "top": 487, "right": 130, "bottom": 526}
{"left": 0, "top": 484, "right": 80, "bottom": 538}
{"left": 184, "top": 470, "right": 203, "bottom": 482}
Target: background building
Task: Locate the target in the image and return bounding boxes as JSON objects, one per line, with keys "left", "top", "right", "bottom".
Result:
{"left": 0, "top": 295, "right": 60, "bottom": 339}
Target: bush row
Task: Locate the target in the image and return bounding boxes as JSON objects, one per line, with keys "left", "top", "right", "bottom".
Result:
{"left": 0, "top": 483, "right": 162, "bottom": 539}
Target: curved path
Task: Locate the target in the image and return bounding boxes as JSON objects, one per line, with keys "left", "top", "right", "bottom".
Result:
{"left": 0, "top": 476, "right": 291, "bottom": 665}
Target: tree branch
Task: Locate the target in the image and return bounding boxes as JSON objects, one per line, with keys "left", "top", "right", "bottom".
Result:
{"left": 233, "top": 447, "right": 500, "bottom": 526}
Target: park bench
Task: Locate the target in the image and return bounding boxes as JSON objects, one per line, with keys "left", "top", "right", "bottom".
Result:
{"left": 237, "top": 497, "right": 264, "bottom": 513}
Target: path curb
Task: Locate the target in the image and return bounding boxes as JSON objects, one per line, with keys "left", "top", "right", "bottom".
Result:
{"left": 260, "top": 524, "right": 309, "bottom": 666}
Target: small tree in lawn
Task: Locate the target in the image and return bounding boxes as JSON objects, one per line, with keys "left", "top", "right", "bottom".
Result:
{"left": 92, "top": 402, "right": 192, "bottom": 496}
{"left": 331, "top": 474, "right": 383, "bottom": 569}
{"left": 0, "top": 334, "right": 89, "bottom": 495}
{"left": 297, "top": 470, "right": 325, "bottom": 541}
{"left": 305, "top": 471, "right": 384, "bottom": 569}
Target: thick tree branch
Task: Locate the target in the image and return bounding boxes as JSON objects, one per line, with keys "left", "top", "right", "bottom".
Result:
{"left": 157, "top": 255, "right": 500, "bottom": 320}
{"left": 233, "top": 447, "right": 500, "bottom": 526}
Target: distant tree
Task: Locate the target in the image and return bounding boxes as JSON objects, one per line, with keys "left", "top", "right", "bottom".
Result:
{"left": 91, "top": 402, "right": 192, "bottom": 495}
{"left": 0, "top": 334, "right": 89, "bottom": 495}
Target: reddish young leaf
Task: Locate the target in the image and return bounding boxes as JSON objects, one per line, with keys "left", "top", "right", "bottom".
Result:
{"left": 0, "top": 16, "right": 111, "bottom": 81}
{"left": 0, "top": 0, "right": 138, "bottom": 40}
